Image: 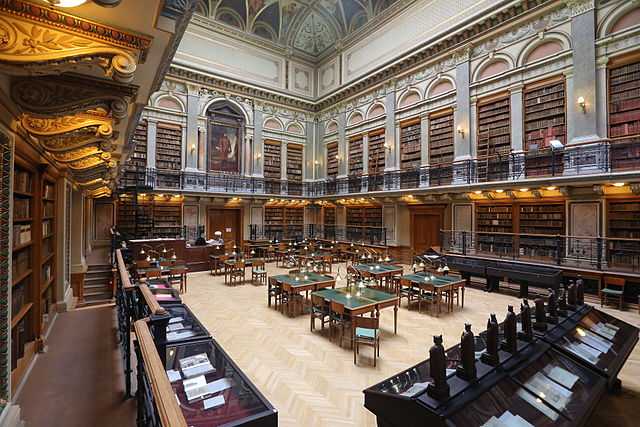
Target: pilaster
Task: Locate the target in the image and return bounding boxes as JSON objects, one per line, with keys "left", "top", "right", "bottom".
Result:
{"left": 185, "top": 84, "right": 200, "bottom": 168}
{"left": 510, "top": 84, "right": 524, "bottom": 152}
{"left": 253, "top": 108, "right": 264, "bottom": 177}
{"left": 384, "top": 89, "right": 397, "bottom": 171}
{"left": 146, "top": 119, "right": 157, "bottom": 169}
{"left": 337, "top": 111, "right": 347, "bottom": 178}
{"left": 454, "top": 48, "right": 472, "bottom": 160}
{"left": 362, "top": 133, "right": 369, "bottom": 175}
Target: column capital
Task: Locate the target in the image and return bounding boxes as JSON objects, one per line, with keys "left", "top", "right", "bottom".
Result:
{"left": 508, "top": 83, "right": 524, "bottom": 93}
{"left": 596, "top": 56, "right": 610, "bottom": 69}
{"left": 566, "top": 0, "right": 595, "bottom": 17}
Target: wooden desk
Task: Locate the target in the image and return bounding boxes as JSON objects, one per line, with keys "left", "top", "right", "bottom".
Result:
{"left": 399, "top": 273, "right": 465, "bottom": 315}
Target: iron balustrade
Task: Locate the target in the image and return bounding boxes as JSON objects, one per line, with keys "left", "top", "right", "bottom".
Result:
{"left": 117, "top": 139, "right": 638, "bottom": 197}
{"left": 248, "top": 223, "right": 387, "bottom": 246}
{"left": 441, "top": 230, "right": 640, "bottom": 273}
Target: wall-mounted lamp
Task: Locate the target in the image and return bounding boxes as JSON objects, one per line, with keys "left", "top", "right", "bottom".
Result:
{"left": 256, "top": 152, "right": 262, "bottom": 160}
{"left": 384, "top": 142, "right": 393, "bottom": 151}
{"left": 456, "top": 125, "right": 465, "bottom": 138}
{"left": 335, "top": 154, "right": 341, "bottom": 161}
{"left": 577, "top": 96, "right": 586, "bottom": 113}
{"left": 314, "top": 160, "right": 320, "bottom": 165}
{"left": 190, "top": 143, "right": 197, "bottom": 154}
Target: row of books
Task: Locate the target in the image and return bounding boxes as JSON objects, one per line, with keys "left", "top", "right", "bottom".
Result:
{"left": 12, "top": 249, "right": 30, "bottom": 278}
{"left": 12, "top": 282, "right": 28, "bottom": 316}
{"left": 14, "top": 170, "right": 32, "bottom": 193}
{"left": 43, "top": 184, "right": 54, "bottom": 200}
{"left": 14, "top": 198, "right": 30, "bottom": 219}
{"left": 42, "top": 220, "right": 52, "bottom": 236}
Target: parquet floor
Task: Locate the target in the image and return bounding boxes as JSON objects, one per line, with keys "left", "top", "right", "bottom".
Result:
{"left": 182, "top": 262, "right": 640, "bottom": 427}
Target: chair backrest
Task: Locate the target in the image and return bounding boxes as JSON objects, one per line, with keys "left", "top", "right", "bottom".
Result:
{"left": 604, "top": 277, "right": 625, "bottom": 290}
{"left": 288, "top": 269, "right": 300, "bottom": 275}
{"left": 330, "top": 301, "right": 345, "bottom": 316}
{"left": 146, "top": 269, "right": 162, "bottom": 279}
{"left": 160, "top": 260, "right": 172, "bottom": 267}
{"left": 253, "top": 260, "right": 265, "bottom": 269}
{"left": 234, "top": 261, "right": 245, "bottom": 269}
{"left": 136, "top": 260, "right": 150, "bottom": 269}
{"left": 400, "top": 278, "right": 412, "bottom": 287}
{"left": 353, "top": 315, "right": 379, "bottom": 330}
{"left": 311, "top": 294, "right": 326, "bottom": 308}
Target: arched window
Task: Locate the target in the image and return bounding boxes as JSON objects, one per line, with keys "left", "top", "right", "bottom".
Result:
{"left": 206, "top": 102, "right": 245, "bottom": 173}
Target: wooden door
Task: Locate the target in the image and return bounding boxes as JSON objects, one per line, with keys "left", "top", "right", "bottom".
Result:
{"left": 208, "top": 208, "right": 241, "bottom": 245}
{"left": 412, "top": 213, "right": 442, "bottom": 254}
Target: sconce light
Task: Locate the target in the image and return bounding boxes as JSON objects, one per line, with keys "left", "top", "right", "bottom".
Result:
{"left": 314, "top": 160, "right": 320, "bottom": 165}
{"left": 384, "top": 142, "right": 392, "bottom": 151}
{"left": 577, "top": 96, "right": 586, "bottom": 113}
{"left": 190, "top": 143, "right": 197, "bottom": 154}
{"left": 335, "top": 154, "right": 341, "bottom": 161}
{"left": 256, "top": 152, "right": 262, "bottom": 160}
{"left": 456, "top": 125, "right": 465, "bottom": 138}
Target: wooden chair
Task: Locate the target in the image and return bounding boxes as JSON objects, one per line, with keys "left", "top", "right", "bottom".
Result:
{"left": 251, "top": 260, "right": 267, "bottom": 286}
{"left": 281, "top": 283, "right": 303, "bottom": 316}
{"left": 417, "top": 283, "right": 436, "bottom": 314}
{"left": 398, "top": 278, "right": 419, "bottom": 309}
{"left": 601, "top": 277, "right": 625, "bottom": 310}
{"left": 353, "top": 316, "right": 380, "bottom": 366}
{"left": 330, "top": 301, "right": 351, "bottom": 348}
{"left": 321, "top": 255, "right": 333, "bottom": 274}
{"left": 160, "top": 260, "right": 172, "bottom": 267}
{"left": 170, "top": 267, "right": 188, "bottom": 293}
{"left": 228, "top": 261, "right": 245, "bottom": 286}
{"left": 310, "top": 294, "right": 330, "bottom": 332}
{"left": 136, "top": 260, "right": 151, "bottom": 269}
{"left": 268, "top": 277, "right": 281, "bottom": 309}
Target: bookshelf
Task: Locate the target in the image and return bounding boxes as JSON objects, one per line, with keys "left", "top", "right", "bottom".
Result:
{"left": 286, "top": 143, "right": 303, "bottom": 182}
{"left": 323, "top": 206, "right": 336, "bottom": 226}
{"left": 477, "top": 96, "right": 511, "bottom": 157}
{"left": 348, "top": 136, "right": 363, "bottom": 176}
{"left": 607, "top": 200, "right": 640, "bottom": 267}
{"left": 116, "top": 193, "right": 136, "bottom": 237}
{"left": 40, "top": 177, "right": 56, "bottom": 335}
{"left": 122, "top": 120, "right": 148, "bottom": 186}
{"left": 519, "top": 203, "right": 565, "bottom": 258}
{"left": 264, "top": 206, "right": 303, "bottom": 238}
{"left": 264, "top": 206, "right": 284, "bottom": 238}
{"left": 285, "top": 207, "right": 304, "bottom": 237}
{"left": 12, "top": 162, "right": 35, "bottom": 379}
{"left": 326, "top": 142, "right": 339, "bottom": 178}
{"left": 368, "top": 130, "right": 386, "bottom": 175}
{"left": 136, "top": 197, "right": 154, "bottom": 239}
{"left": 608, "top": 60, "right": 640, "bottom": 138}
{"left": 153, "top": 200, "right": 182, "bottom": 238}
{"left": 155, "top": 123, "right": 182, "bottom": 170}
{"left": 476, "top": 204, "right": 513, "bottom": 253}
{"left": 428, "top": 110, "right": 454, "bottom": 164}
{"left": 346, "top": 206, "right": 383, "bottom": 228}
{"left": 400, "top": 119, "right": 421, "bottom": 170}
{"left": 523, "top": 79, "right": 566, "bottom": 150}
{"left": 263, "top": 140, "right": 281, "bottom": 180}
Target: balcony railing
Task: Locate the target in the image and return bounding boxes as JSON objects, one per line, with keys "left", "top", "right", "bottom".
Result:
{"left": 117, "top": 138, "right": 638, "bottom": 196}
{"left": 441, "top": 229, "right": 640, "bottom": 273}
{"left": 249, "top": 223, "right": 387, "bottom": 246}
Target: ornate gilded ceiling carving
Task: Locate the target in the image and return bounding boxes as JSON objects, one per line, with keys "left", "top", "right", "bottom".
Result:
{"left": 11, "top": 74, "right": 137, "bottom": 119}
{"left": 21, "top": 112, "right": 113, "bottom": 137}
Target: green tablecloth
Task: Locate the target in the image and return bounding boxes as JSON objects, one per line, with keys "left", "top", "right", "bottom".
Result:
{"left": 313, "top": 287, "right": 396, "bottom": 310}
{"left": 400, "top": 272, "right": 462, "bottom": 288}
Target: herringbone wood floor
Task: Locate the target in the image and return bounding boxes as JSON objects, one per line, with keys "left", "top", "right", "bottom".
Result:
{"left": 182, "top": 263, "right": 640, "bottom": 427}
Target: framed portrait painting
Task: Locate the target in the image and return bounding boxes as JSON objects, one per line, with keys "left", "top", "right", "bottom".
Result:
{"left": 208, "top": 124, "right": 240, "bottom": 173}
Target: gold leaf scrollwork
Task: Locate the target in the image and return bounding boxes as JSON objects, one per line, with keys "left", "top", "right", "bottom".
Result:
{"left": 21, "top": 114, "right": 113, "bottom": 137}
{"left": 68, "top": 155, "right": 106, "bottom": 170}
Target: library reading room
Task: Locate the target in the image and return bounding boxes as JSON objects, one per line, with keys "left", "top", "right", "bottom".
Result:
{"left": 1, "top": 0, "right": 640, "bottom": 426}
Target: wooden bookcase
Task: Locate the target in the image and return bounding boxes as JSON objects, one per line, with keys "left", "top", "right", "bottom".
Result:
{"left": 368, "top": 130, "right": 386, "bottom": 175}
{"left": 11, "top": 157, "right": 59, "bottom": 392}
{"left": 122, "top": 120, "right": 148, "bottom": 186}
{"left": 428, "top": 110, "right": 454, "bottom": 164}
{"left": 400, "top": 119, "right": 421, "bottom": 170}
{"left": 523, "top": 79, "right": 566, "bottom": 150}
{"left": 155, "top": 123, "right": 182, "bottom": 170}
{"left": 477, "top": 96, "right": 511, "bottom": 157}
{"left": 136, "top": 197, "right": 154, "bottom": 238}
{"left": 475, "top": 204, "right": 513, "bottom": 253}
{"left": 153, "top": 200, "right": 182, "bottom": 238}
{"left": 326, "top": 142, "right": 338, "bottom": 179}
{"left": 285, "top": 207, "right": 304, "bottom": 236}
{"left": 607, "top": 200, "right": 640, "bottom": 267}
{"left": 323, "top": 206, "right": 336, "bottom": 226}
{"left": 608, "top": 60, "right": 640, "bottom": 138}
{"left": 264, "top": 206, "right": 304, "bottom": 238}
{"left": 263, "top": 140, "right": 281, "bottom": 180}
{"left": 346, "top": 206, "right": 383, "bottom": 227}
{"left": 348, "top": 136, "right": 364, "bottom": 176}
{"left": 519, "top": 203, "right": 565, "bottom": 258}
{"left": 116, "top": 193, "right": 136, "bottom": 237}
{"left": 286, "top": 143, "right": 303, "bottom": 183}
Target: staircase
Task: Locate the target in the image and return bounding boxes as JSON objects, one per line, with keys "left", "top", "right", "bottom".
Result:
{"left": 80, "top": 264, "right": 114, "bottom": 306}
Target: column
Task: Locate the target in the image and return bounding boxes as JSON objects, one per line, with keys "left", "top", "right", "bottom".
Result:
{"left": 280, "top": 141, "right": 287, "bottom": 180}
{"left": 454, "top": 52, "right": 472, "bottom": 160}
{"left": 146, "top": 119, "right": 157, "bottom": 169}
{"left": 70, "top": 189, "right": 87, "bottom": 299}
{"left": 596, "top": 56, "right": 609, "bottom": 139}
{"left": 185, "top": 85, "right": 200, "bottom": 169}
{"left": 420, "top": 113, "right": 430, "bottom": 187}
{"left": 304, "top": 120, "right": 314, "bottom": 181}
{"left": 181, "top": 124, "right": 187, "bottom": 170}
{"left": 315, "top": 118, "right": 324, "bottom": 180}
{"left": 253, "top": 108, "right": 264, "bottom": 177}
{"left": 337, "top": 111, "right": 347, "bottom": 178}
{"left": 470, "top": 99, "right": 478, "bottom": 158}
{"left": 362, "top": 133, "right": 369, "bottom": 175}
{"left": 568, "top": 1, "right": 600, "bottom": 143}
{"left": 384, "top": 89, "right": 398, "bottom": 171}
{"left": 510, "top": 84, "right": 524, "bottom": 152}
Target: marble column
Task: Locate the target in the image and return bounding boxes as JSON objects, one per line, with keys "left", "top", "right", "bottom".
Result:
{"left": 420, "top": 114, "right": 430, "bottom": 166}
{"left": 304, "top": 120, "right": 314, "bottom": 181}
{"left": 568, "top": 2, "right": 600, "bottom": 143}
{"left": 362, "top": 133, "right": 369, "bottom": 175}
{"left": 185, "top": 85, "right": 200, "bottom": 169}
{"left": 253, "top": 108, "right": 264, "bottom": 177}
{"left": 385, "top": 89, "right": 398, "bottom": 171}
{"left": 596, "top": 56, "right": 609, "bottom": 140}
{"left": 146, "top": 119, "right": 157, "bottom": 169}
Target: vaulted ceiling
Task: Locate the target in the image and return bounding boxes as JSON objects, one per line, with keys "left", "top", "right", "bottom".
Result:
{"left": 197, "top": 0, "right": 400, "bottom": 57}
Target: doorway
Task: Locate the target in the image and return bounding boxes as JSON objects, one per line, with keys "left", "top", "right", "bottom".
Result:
{"left": 207, "top": 208, "right": 241, "bottom": 246}
{"left": 410, "top": 206, "right": 446, "bottom": 254}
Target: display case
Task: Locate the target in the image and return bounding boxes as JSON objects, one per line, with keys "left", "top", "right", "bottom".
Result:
{"left": 365, "top": 333, "right": 606, "bottom": 427}
{"left": 165, "top": 338, "right": 277, "bottom": 427}
{"left": 152, "top": 303, "right": 210, "bottom": 347}
{"left": 543, "top": 306, "right": 639, "bottom": 389}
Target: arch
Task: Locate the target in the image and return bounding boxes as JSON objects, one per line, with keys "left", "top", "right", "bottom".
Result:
{"left": 604, "top": 5, "right": 640, "bottom": 36}
{"left": 326, "top": 119, "right": 338, "bottom": 134}
{"left": 194, "top": 0, "right": 209, "bottom": 16}
{"left": 201, "top": 97, "right": 250, "bottom": 124}
{"left": 517, "top": 33, "right": 570, "bottom": 66}
{"left": 472, "top": 54, "right": 514, "bottom": 82}
{"left": 366, "top": 102, "right": 386, "bottom": 119}
{"left": 216, "top": 6, "right": 245, "bottom": 30}
{"left": 398, "top": 88, "right": 422, "bottom": 108}
{"left": 264, "top": 117, "right": 284, "bottom": 131}
{"left": 286, "top": 122, "right": 305, "bottom": 135}
{"left": 347, "top": 110, "right": 364, "bottom": 126}
{"left": 253, "top": 21, "right": 278, "bottom": 41}
{"left": 154, "top": 94, "right": 185, "bottom": 112}
{"left": 426, "top": 76, "right": 456, "bottom": 98}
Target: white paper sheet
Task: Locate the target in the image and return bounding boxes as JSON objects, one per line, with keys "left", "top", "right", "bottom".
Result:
{"left": 203, "top": 395, "right": 226, "bottom": 410}
{"left": 400, "top": 382, "right": 429, "bottom": 397}
{"left": 206, "top": 377, "right": 233, "bottom": 395}
{"left": 169, "top": 316, "right": 184, "bottom": 324}
{"left": 166, "top": 369, "right": 181, "bottom": 383}
{"left": 545, "top": 366, "right": 579, "bottom": 390}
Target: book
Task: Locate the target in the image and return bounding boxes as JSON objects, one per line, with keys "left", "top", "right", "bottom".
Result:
{"left": 167, "top": 330, "right": 196, "bottom": 342}
{"left": 179, "top": 353, "right": 215, "bottom": 378}
{"left": 183, "top": 375, "right": 210, "bottom": 402}
{"left": 205, "top": 377, "right": 232, "bottom": 395}
{"left": 203, "top": 395, "right": 226, "bottom": 410}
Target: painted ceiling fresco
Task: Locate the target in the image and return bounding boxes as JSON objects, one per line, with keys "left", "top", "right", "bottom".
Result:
{"left": 196, "top": 0, "right": 399, "bottom": 57}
